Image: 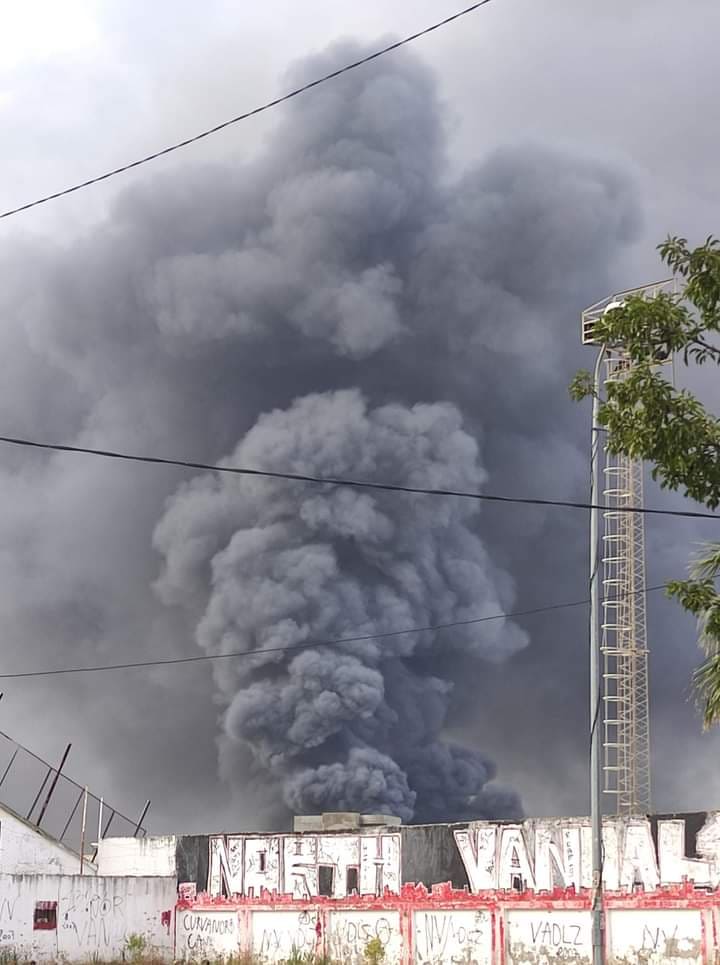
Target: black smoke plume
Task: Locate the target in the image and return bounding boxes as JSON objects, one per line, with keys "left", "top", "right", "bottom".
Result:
{"left": 0, "top": 40, "right": 640, "bottom": 828}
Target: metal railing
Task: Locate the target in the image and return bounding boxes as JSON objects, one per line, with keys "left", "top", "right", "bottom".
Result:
{"left": 0, "top": 728, "right": 149, "bottom": 855}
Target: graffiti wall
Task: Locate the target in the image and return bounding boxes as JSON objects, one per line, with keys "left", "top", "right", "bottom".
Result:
{"left": 165, "top": 814, "right": 720, "bottom": 963}
{"left": 174, "top": 812, "right": 720, "bottom": 898}
{"left": 172, "top": 888, "right": 714, "bottom": 964}
{"left": 4, "top": 813, "right": 720, "bottom": 961}
{"left": 0, "top": 874, "right": 176, "bottom": 961}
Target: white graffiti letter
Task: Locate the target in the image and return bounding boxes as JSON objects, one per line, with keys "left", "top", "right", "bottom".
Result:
{"left": 359, "top": 834, "right": 401, "bottom": 896}
{"left": 620, "top": 822, "right": 659, "bottom": 890}
{"left": 498, "top": 827, "right": 535, "bottom": 890}
{"left": 534, "top": 825, "right": 582, "bottom": 891}
{"left": 244, "top": 837, "right": 281, "bottom": 897}
{"left": 208, "top": 836, "right": 243, "bottom": 897}
{"left": 455, "top": 827, "right": 497, "bottom": 892}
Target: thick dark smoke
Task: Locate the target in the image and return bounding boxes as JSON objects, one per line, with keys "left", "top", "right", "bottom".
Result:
{"left": 0, "top": 40, "right": 646, "bottom": 829}
{"left": 154, "top": 389, "right": 527, "bottom": 820}
{"left": 146, "top": 43, "right": 638, "bottom": 822}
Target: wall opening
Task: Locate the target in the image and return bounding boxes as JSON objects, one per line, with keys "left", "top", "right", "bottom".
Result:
{"left": 33, "top": 902, "right": 57, "bottom": 931}
{"left": 346, "top": 867, "right": 359, "bottom": 895}
{"left": 318, "top": 866, "right": 334, "bottom": 897}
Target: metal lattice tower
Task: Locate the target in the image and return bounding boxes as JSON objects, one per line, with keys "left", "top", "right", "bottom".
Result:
{"left": 582, "top": 279, "right": 673, "bottom": 815}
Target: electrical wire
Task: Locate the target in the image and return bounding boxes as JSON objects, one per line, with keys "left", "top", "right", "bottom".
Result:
{"left": 0, "top": 2, "right": 493, "bottom": 221}
{"left": 0, "top": 434, "right": 717, "bottom": 521}
{"left": 0, "top": 584, "right": 669, "bottom": 680}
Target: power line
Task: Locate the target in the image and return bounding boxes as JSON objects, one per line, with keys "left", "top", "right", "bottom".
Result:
{"left": 0, "top": 1, "right": 493, "bottom": 221}
{"left": 0, "top": 584, "right": 669, "bottom": 680}
{"left": 0, "top": 434, "right": 717, "bottom": 521}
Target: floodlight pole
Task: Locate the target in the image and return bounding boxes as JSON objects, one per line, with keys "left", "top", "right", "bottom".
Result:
{"left": 590, "top": 345, "right": 606, "bottom": 965}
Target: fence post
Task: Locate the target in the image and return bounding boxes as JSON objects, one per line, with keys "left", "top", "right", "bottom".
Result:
{"left": 79, "top": 787, "right": 89, "bottom": 875}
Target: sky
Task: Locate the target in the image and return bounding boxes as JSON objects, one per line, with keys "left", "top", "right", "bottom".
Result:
{"left": 0, "top": 0, "right": 719, "bottom": 836}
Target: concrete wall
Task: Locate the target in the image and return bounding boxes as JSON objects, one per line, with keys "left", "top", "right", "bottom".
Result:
{"left": 0, "top": 804, "right": 88, "bottom": 876}
{"left": 0, "top": 869, "right": 715, "bottom": 962}
{"left": 0, "top": 874, "right": 176, "bottom": 962}
{"left": 168, "top": 812, "right": 720, "bottom": 899}
{"left": 17, "top": 812, "right": 720, "bottom": 962}
{"left": 96, "top": 835, "right": 177, "bottom": 877}
{"left": 172, "top": 889, "right": 715, "bottom": 963}
{"left": 1, "top": 887, "right": 710, "bottom": 965}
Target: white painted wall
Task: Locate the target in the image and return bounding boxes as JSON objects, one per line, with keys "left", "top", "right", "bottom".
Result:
{"left": 0, "top": 874, "right": 176, "bottom": 962}
{"left": 2, "top": 882, "right": 717, "bottom": 965}
{"left": 96, "top": 835, "right": 176, "bottom": 877}
{"left": 328, "top": 910, "right": 402, "bottom": 965}
{"left": 0, "top": 804, "right": 87, "bottom": 875}
{"left": 0, "top": 876, "right": 57, "bottom": 962}
{"left": 414, "top": 909, "right": 492, "bottom": 965}
{"left": 176, "top": 908, "right": 240, "bottom": 961}
{"left": 607, "top": 909, "right": 703, "bottom": 965}
{"left": 505, "top": 909, "right": 591, "bottom": 965}
{"left": 251, "top": 909, "right": 320, "bottom": 961}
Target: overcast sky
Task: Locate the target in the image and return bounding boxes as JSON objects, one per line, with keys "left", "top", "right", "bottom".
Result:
{"left": 1, "top": 0, "right": 719, "bottom": 836}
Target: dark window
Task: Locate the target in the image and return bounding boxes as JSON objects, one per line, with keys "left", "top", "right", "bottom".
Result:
{"left": 346, "top": 867, "right": 359, "bottom": 894}
{"left": 259, "top": 851, "right": 267, "bottom": 872}
{"left": 34, "top": 902, "right": 57, "bottom": 931}
{"left": 318, "top": 866, "right": 334, "bottom": 897}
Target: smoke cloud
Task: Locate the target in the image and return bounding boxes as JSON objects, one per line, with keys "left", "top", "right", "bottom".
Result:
{"left": 154, "top": 389, "right": 528, "bottom": 820}
{"left": 0, "top": 39, "right": 645, "bottom": 829}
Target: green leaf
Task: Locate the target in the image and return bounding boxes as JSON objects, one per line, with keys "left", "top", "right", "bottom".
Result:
{"left": 570, "top": 234, "right": 720, "bottom": 727}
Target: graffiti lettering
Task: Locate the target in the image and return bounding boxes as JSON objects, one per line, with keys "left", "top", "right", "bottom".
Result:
{"left": 642, "top": 924, "right": 677, "bottom": 950}
{"left": 530, "top": 921, "right": 582, "bottom": 947}
{"left": 208, "top": 833, "right": 400, "bottom": 898}
{"left": 182, "top": 914, "right": 235, "bottom": 936}
{"left": 414, "top": 910, "right": 491, "bottom": 965}
{"left": 185, "top": 814, "right": 720, "bottom": 901}
{"left": 456, "top": 815, "right": 720, "bottom": 893}
{"left": 177, "top": 911, "right": 239, "bottom": 959}
{"left": 328, "top": 912, "right": 402, "bottom": 965}
{"left": 506, "top": 912, "right": 591, "bottom": 965}
{"left": 0, "top": 898, "right": 17, "bottom": 923}
{"left": 251, "top": 910, "right": 319, "bottom": 961}
{"left": 60, "top": 892, "right": 124, "bottom": 950}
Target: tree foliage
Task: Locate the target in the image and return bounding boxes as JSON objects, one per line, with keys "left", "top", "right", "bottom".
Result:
{"left": 571, "top": 236, "right": 720, "bottom": 727}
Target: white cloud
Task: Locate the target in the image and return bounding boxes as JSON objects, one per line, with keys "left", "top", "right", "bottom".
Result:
{"left": 0, "top": 0, "right": 101, "bottom": 71}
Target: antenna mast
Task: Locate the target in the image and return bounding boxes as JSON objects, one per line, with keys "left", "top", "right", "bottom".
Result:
{"left": 582, "top": 278, "right": 672, "bottom": 815}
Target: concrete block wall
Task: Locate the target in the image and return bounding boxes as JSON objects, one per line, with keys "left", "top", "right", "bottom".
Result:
{"left": 0, "top": 873, "right": 715, "bottom": 961}
{"left": 174, "top": 887, "right": 712, "bottom": 964}
{"left": 0, "top": 874, "right": 176, "bottom": 962}
{"left": 6, "top": 811, "right": 720, "bottom": 961}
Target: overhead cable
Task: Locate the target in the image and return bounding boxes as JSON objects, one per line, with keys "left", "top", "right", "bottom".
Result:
{"left": 0, "top": 434, "right": 716, "bottom": 521}
{"left": 0, "top": 2, "right": 493, "bottom": 220}
{"left": 0, "top": 584, "right": 669, "bottom": 680}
